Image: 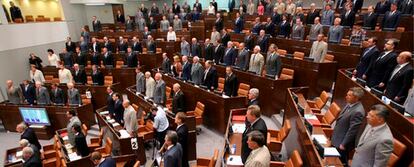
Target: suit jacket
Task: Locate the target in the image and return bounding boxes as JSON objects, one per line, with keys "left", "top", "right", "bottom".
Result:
{"left": 21, "top": 128, "right": 41, "bottom": 150}
{"left": 114, "top": 100, "right": 124, "bottom": 123}
{"left": 204, "top": 43, "right": 214, "bottom": 60}
{"left": 309, "top": 41, "right": 328, "bottom": 63}
{"left": 355, "top": 46, "right": 380, "bottom": 78}
{"left": 236, "top": 49, "right": 250, "bottom": 70}
{"left": 278, "top": 21, "right": 291, "bottom": 38}
{"left": 136, "top": 72, "right": 146, "bottom": 93}
{"left": 7, "top": 86, "right": 22, "bottom": 104}
{"left": 145, "top": 77, "right": 156, "bottom": 98}
{"left": 341, "top": 10, "right": 356, "bottom": 28}
{"left": 103, "top": 52, "right": 114, "bottom": 66}
{"left": 223, "top": 48, "right": 237, "bottom": 65}
{"left": 223, "top": 73, "right": 239, "bottom": 97}
{"left": 265, "top": 53, "right": 282, "bottom": 76}
{"left": 375, "top": 1, "right": 391, "bottom": 14}
{"left": 67, "top": 116, "right": 81, "bottom": 145}
{"left": 363, "top": 12, "right": 378, "bottom": 30}
{"left": 352, "top": 124, "right": 394, "bottom": 167}
{"left": 23, "top": 155, "right": 42, "bottom": 167}
{"left": 191, "top": 43, "right": 202, "bottom": 57}
{"left": 90, "top": 42, "right": 102, "bottom": 54}
{"left": 137, "top": 18, "right": 146, "bottom": 31}
{"left": 160, "top": 20, "right": 170, "bottom": 31}
{"left": 116, "top": 14, "right": 125, "bottom": 23}
{"left": 234, "top": 17, "right": 244, "bottom": 33}
{"left": 353, "top": 0, "right": 363, "bottom": 12}
{"left": 181, "top": 62, "right": 192, "bottom": 81}
{"left": 91, "top": 53, "right": 101, "bottom": 66}
{"left": 256, "top": 35, "right": 269, "bottom": 53}
{"left": 118, "top": 42, "right": 128, "bottom": 53}
{"left": 385, "top": 64, "right": 414, "bottom": 103}
{"left": 191, "top": 63, "right": 204, "bottom": 85}
{"left": 306, "top": 9, "right": 320, "bottom": 24}
{"left": 61, "top": 53, "right": 74, "bottom": 67}
{"left": 92, "top": 20, "right": 102, "bottom": 32}
{"left": 92, "top": 70, "right": 104, "bottom": 85}
{"left": 161, "top": 58, "right": 172, "bottom": 73}
{"left": 107, "top": 93, "right": 115, "bottom": 115}
{"left": 72, "top": 69, "right": 87, "bottom": 84}
{"left": 332, "top": 102, "right": 365, "bottom": 149}
{"left": 321, "top": 10, "right": 334, "bottom": 25}
{"left": 22, "top": 84, "right": 36, "bottom": 104}
{"left": 214, "top": 44, "right": 225, "bottom": 64}
{"left": 75, "top": 52, "right": 87, "bottom": 66}
{"left": 173, "top": 19, "right": 182, "bottom": 31}
{"left": 172, "top": 4, "right": 181, "bottom": 14}
{"left": 125, "top": 52, "right": 138, "bottom": 67}
{"left": 248, "top": 53, "right": 265, "bottom": 75}
{"left": 202, "top": 67, "right": 218, "bottom": 89}
{"left": 309, "top": 24, "right": 323, "bottom": 41}
{"left": 193, "top": 3, "right": 202, "bottom": 12}
{"left": 381, "top": 11, "right": 401, "bottom": 30}
{"left": 252, "top": 22, "right": 262, "bottom": 34}
{"left": 181, "top": 41, "right": 191, "bottom": 56}
{"left": 271, "top": 13, "right": 281, "bottom": 25}
{"left": 221, "top": 33, "right": 231, "bottom": 46}
{"left": 241, "top": 118, "right": 268, "bottom": 162}
{"left": 67, "top": 88, "right": 81, "bottom": 105}
{"left": 98, "top": 157, "right": 116, "bottom": 167}
{"left": 365, "top": 51, "right": 398, "bottom": 87}
{"left": 36, "top": 86, "right": 50, "bottom": 105}
{"left": 214, "top": 18, "right": 224, "bottom": 31}
{"left": 264, "top": 22, "right": 275, "bottom": 36}
{"left": 132, "top": 42, "right": 142, "bottom": 53}
{"left": 400, "top": 0, "right": 413, "bottom": 14}
{"left": 147, "top": 41, "right": 156, "bottom": 53}
{"left": 176, "top": 124, "right": 189, "bottom": 167}
{"left": 244, "top": 35, "right": 255, "bottom": 51}
{"left": 210, "top": 31, "right": 221, "bottom": 45}
{"left": 291, "top": 24, "right": 304, "bottom": 40}
{"left": 75, "top": 132, "right": 90, "bottom": 157}
{"left": 244, "top": 146, "right": 271, "bottom": 167}
{"left": 125, "top": 20, "right": 135, "bottom": 32}
{"left": 103, "top": 42, "right": 113, "bottom": 52}
{"left": 153, "top": 80, "right": 166, "bottom": 105}
{"left": 172, "top": 91, "right": 185, "bottom": 113}
{"left": 164, "top": 143, "right": 183, "bottom": 167}
{"left": 328, "top": 26, "right": 344, "bottom": 44}
{"left": 79, "top": 41, "right": 88, "bottom": 52}
{"left": 51, "top": 88, "right": 65, "bottom": 104}
{"left": 66, "top": 42, "right": 76, "bottom": 53}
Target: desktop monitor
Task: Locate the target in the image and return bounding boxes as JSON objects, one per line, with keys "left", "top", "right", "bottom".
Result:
{"left": 19, "top": 107, "right": 51, "bottom": 126}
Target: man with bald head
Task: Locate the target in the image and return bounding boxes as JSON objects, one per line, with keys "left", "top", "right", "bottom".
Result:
{"left": 6, "top": 80, "right": 23, "bottom": 104}
{"left": 122, "top": 100, "right": 138, "bottom": 135}
{"left": 385, "top": 51, "right": 413, "bottom": 104}
{"left": 67, "top": 82, "right": 81, "bottom": 105}
{"left": 223, "top": 41, "right": 237, "bottom": 66}
{"left": 328, "top": 17, "right": 344, "bottom": 44}
{"left": 153, "top": 73, "right": 166, "bottom": 105}
{"left": 172, "top": 83, "right": 185, "bottom": 113}
{"left": 191, "top": 56, "right": 204, "bottom": 85}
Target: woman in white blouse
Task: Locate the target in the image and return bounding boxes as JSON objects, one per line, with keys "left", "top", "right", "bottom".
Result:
{"left": 47, "top": 49, "right": 60, "bottom": 67}
{"left": 166, "top": 27, "right": 177, "bottom": 41}
{"left": 29, "top": 65, "right": 45, "bottom": 84}
{"left": 58, "top": 64, "right": 73, "bottom": 84}
{"left": 207, "top": 2, "right": 215, "bottom": 15}
{"left": 247, "top": 0, "right": 255, "bottom": 15}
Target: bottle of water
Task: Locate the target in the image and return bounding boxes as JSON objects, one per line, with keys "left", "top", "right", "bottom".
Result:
{"left": 231, "top": 144, "right": 236, "bottom": 154}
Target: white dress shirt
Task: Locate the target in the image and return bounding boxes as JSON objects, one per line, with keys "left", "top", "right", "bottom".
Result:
{"left": 153, "top": 107, "right": 169, "bottom": 132}
{"left": 48, "top": 54, "right": 60, "bottom": 67}
{"left": 30, "top": 69, "right": 45, "bottom": 84}
{"left": 167, "top": 31, "right": 177, "bottom": 41}
{"left": 58, "top": 68, "right": 73, "bottom": 84}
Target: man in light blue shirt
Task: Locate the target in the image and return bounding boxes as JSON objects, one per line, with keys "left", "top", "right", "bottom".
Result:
{"left": 153, "top": 107, "right": 169, "bottom": 149}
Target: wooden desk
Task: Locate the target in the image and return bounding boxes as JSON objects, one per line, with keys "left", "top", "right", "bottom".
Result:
{"left": 213, "top": 64, "right": 293, "bottom": 116}
{"left": 125, "top": 86, "right": 197, "bottom": 161}
{"left": 160, "top": 73, "right": 246, "bottom": 134}
{"left": 55, "top": 129, "right": 95, "bottom": 167}
{"left": 4, "top": 147, "right": 23, "bottom": 167}
{"left": 222, "top": 109, "right": 246, "bottom": 165}
{"left": 95, "top": 106, "right": 146, "bottom": 164}
{"left": 333, "top": 69, "right": 414, "bottom": 166}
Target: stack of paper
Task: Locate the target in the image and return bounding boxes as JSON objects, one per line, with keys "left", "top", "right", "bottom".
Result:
{"left": 68, "top": 152, "right": 81, "bottom": 161}
{"left": 15, "top": 151, "right": 23, "bottom": 158}
{"left": 227, "top": 155, "right": 243, "bottom": 166}
{"left": 105, "top": 116, "right": 111, "bottom": 120}
{"left": 232, "top": 123, "right": 246, "bottom": 133}
{"left": 62, "top": 136, "right": 69, "bottom": 141}
{"left": 119, "top": 129, "right": 130, "bottom": 138}
{"left": 324, "top": 147, "right": 340, "bottom": 157}
{"left": 100, "top": 111, "right": 109, "bottom": 115}
{"left": 312, "top": 134, "right": 328, "bottom": 145}
{"left": 107, "top": 119, "right": 116, "bottom": 123}
{"left": 112, "top": 122, "right": 120, "bottom": 127}
{"left": 222, "top": 95, "right": 229, "bottom": 98}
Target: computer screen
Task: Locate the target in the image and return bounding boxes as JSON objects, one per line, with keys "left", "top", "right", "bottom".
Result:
{"left": 19, "top": 107, "right": 51, "bottom": 126}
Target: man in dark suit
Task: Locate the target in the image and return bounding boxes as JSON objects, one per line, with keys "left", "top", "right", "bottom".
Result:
{"left": 340, "top": 4, "right": 356, "bottom": 28}
{"left": 61, "top": 49, "right": 74, "bottom": 67}
{"left": 50, "top": 83, "right": 65, "bottom": 105}
{"left": 66, "top": 37, "right": 76, "bottom": 53}
{"left": 204, "top": 39, "right": 214, "bottom": 61}
{"left": 252, "top": 17, "right": 263, "bottom": 34}
{"left": 74, "top": 47, "right": 87, "bottom": 67}
{"left": 175, "top": 112, "right": 189, "bottom": 167}
{"left": 248, "top": 88, "right": 259, "bottom": 106}
{"left": 221, "top": 29, "right": 231, "bottom": 46}
{"left": 353, "top": 0, "right": 364, "bottom": 12}
{"left": 307, "top": 3, "right": 320, "bottom": 24}
{"left": 236, "top": 43, "right": 250, "bottom": 71}
{"left": 103, "top": 36, "right": 113, "bottom": 52}
{"left": 190, "top": 38, "right": 202, "bottom": 57}
{"left": 271, "top": 8, "right": 282, "bottom": 25}
{"left": 363, "top": 6, "right": 378, "bottom": 30}
{"left": 214, "top": 13, "right": 224, "bottom": 31}
{"left": 193, "top": 0, "right": 202, "bottom": 13}
{"left": 149, "top": 17, "right": 158, "bottom": 31}
{"left": 400, "top": 0, "right": 413, "bottom": 14}
{"left": 16, "top": 122, "right": 41, "bottom": 150}
{"left": 363, "top": 39, "right": 398, "bottom": 88}
{"left": 264, "top": 17, "right": 275, "bottom": 37}
{"left": 106, "top": 87, "right": 115, "bottom": 117}
{"left": 265, "top": 44, "right": 282, "bottom": 77}
{"left": 162, "top": 131, "right": 183, "bottom": 167}
{"left": 92, "top": 16, "right": 102, "bottom": 32}
{"left": 385, "top": 52, "right": 414, "bottom": 104}
{"left": 172, "top": 0, "right": 181, "bottom": 14}
{"left": 102, "top": 48, "right": 114, "bottom": 67}
{"left": 234, "top": 12, "right": 244, "bottom": 33}
{"left": 354, "top": 37, "right": 380, "bottom": 78}
{"left": 22, "top": 147, "right": 41, "bottom": 167}
{"left": 332, "top": 87, "right": 366, "bottom": 166}
{"left": 241, "top": 105, "right": 268, "bottom": 163}
{"left": 223, "top": 42, "right": 237, "bottom": 66}
{"left": 72, "top": 124, "right": 90, "bottom": 157}
{"left": 244, "top": 30, "right": 255, "bottom": 51}
{"left": 21, "top": 80, "right": 36, "bottom": 105}
{"left": 117, "top": 37, "right": 128, "bottom": 53}
{"left": 172, "top": 83, "right": 185, "bottom": 114}
{"left": 125, "top": 47, "right": 138, "bottom": 68}
{"left": 374, "top": 0, "right": 390, "bottom": 14}
{"left": 112, "top": 93, "right": 124, "bottom": 123}
{"left": 72, "top": 64, "right": 87, "bottom": 84}
{"left": 256, "top": 30, "right": 269, "bottom": 53}
{"left": 223, "top": 66, "right": 239, "bottom": 97}
{"left": 278, "top": 15, "right": 291, "bottom": 38}
{"left": 91, "top": 151, "right": 116, "bottom": 167}
{"left": 181, "top": 56, "right": 192, "bottom": 81}
{"left": 9, "top": 1, "right": 23, "bottom": 22}
{"left": 125, "top": 16, "right": 135, "bottom": 32}
{"left": 147, "top": 35, "right": 156, "bottom": 53}
{"left": 116, "top": 10, "right": 125, "bottom": 23}
{"left": 214, "top": 42, "right": 225, "bottom": 64}
{"left": 153, "top": 73, "right": 167, "bottom": 105}
{"left": 202, "top": 60, "right": 218, "bottom": 90}
{"left": 381, "top": 3, "right": 401, "bottom": 31}
{"left": 90, "top": 37, "right": 101, "bottom": 54}
{"left": 131, "top": 36, "right": 142, "bottom": 53}
{"left": 161, "top": 53, "right": 171, "bottom": 73}
{"left": 91, "top": 65, "right": 104, "bottom": 85}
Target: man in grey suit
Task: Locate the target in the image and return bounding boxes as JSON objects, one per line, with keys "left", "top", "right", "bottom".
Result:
{"left": 67, "top": 82, "right": 82, "bottom": 105}
{"left": 180, "top": 37, "right": 190, "bottom": 56}
{"left": 6, "top": 80, "right": 22, "bottom": 104}
{"left": 190, "top": 56, "right": 204, "bottom": 85}
{"left": 173, "top": 15, "right": 182, "bottom": 31}
{"left": 66, "top": 110, "right": 81, "bottom": 146}
{"left": 160, "top": 16, "right": 170, "bottom": 32}
{"left": 309, "top": 34, "right": 328, "bottom": 63}
{"left": 136, "top": 16, "right": 146, "bottom": 31}
{"left": 328, "top": 18, "right": 344, "bottom": 44}
{"left": 145, "top": 72, "right": 156, "bottom": 98}
{"left": 321, "top": 4, "right": 334, "bottom": 25}
{"left": 291, "top": 18, "right": 305, "bottom": 40}
{"left": 125, "top": 16, "right": 135, "bottom": 32}
{"left": 332, "top": 87, "right": 366, "bottom": 166}
{"left": 135, "top": 67, "right": 146, "bottom": 94}
{"left": 153, "top": 73, "right": 166, "bottom": 105}
{"left": 235, "top": 43, "right": 250, "bottom": 71}
{"left": 309, "top": 17, "right": 324, "bottom": 41}
{"left": 248, "top": 46, "right": 265, "bottom": 75}
{"left": 35, "top": 81, "right": 50, "bottom": 105}
{"left": 351, "top": 104, "right": 394, "bottom": 167}
{"left": 265, "top": 44, "right": 282, "bottom": 78}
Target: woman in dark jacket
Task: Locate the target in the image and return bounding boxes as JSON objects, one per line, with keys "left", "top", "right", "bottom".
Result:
{"left": 29, "top": 53, "right": 43, "bottom": 71}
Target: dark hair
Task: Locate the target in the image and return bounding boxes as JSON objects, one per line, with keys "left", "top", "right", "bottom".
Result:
{"left": 47, "top": 49, "right": 54, "bottom": 54}
{"left": 68, "top": 110, "right": 77, "bottom": 116}
{"left": 369, "top": 37, "right": 378, "bottom": 44}
{"left": 166, "top": 130, "right": 178, "bottom": 145}
{"left": 247, "top": 130, "right": 266, "bottom": 147}
{"left": 371, "top": 104, "right": 389, "bottom": 120}
{"left": 72, "top": 124, "right": 82, "bottom": 133}
{"left": 112, "top": 92, "right": 120, "bottom": 98}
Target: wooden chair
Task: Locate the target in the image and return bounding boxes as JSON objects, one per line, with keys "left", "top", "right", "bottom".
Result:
{"left": 115, "top": 61, "right": 124, "bottom": 69}
{"left": 81, "top": 124, "right": 88, "bottom": 136}
{"left": 277, "top": 49, "right": 287, "bottom": 56}
{"left": 88, "top": 128, "right": 103, "bottom": 151}
{"left": 267, "top": 120, "right": 291, "bottom": 152}
{"left": 138, "top": 120, "right": 155, "bottom": 141}
{"left": 52, "top": 78, "right": 60, "bottom": 84}
{"left": 217, "top": 77, "right": 225, "bottom": 92}
{"left": 41, "top": 135, "right": 59, "bottom": 160}
{"left": 237, "top": 83, "right": 250, "bottom": 97}
{"left": 315, "top": 102, "right": 341, "bottom": 128}
{"left": 166, "top": 86, "right": 173, "bottom": 106}
{"left": 187, "top": 102, "right": 205, "bottom": 133}
{"left": 324, "top": 54, "right": 335, "bottom": 62}
{"left": 53, "top": 17, "right": 62, "bottom": 21}
{"left": 270, "top": 150, "right": 303, "bottom": 167}
{"left": 195, "top": 149, "right": 219, "bottom": 167}
{"left": 44, "top": 75, "right": 54, "bottom": 83}
{"left": 95, "top": 137, "right": 113, "bottom": 157}
{"left": 307, "top": 91, "right": 329, "bottom": 113}
{"left": 293, "top": 52, "right": 305, "bottom": 60}
{"left": 396, "top": 27, "right": 405, "bottom": 32}
{"left": 14, "top": 18, "right": 23, "bottom": 23}
{"left": 104, "top": 76, "right": 113, "bottom": 86}
{"left": 341, "top": 39, "right": 350, "bottom": 46}
{"left": 279, "top": 68, "right": 294, "bottom": 80}
{"left": 25, "top": 15, "right": 33, "bottom": 21}
{"left": 87, "top": 76, "right": 93, "bottom": 85}
{"left": 387, "top": 138, "right": 407, "bottom": 167}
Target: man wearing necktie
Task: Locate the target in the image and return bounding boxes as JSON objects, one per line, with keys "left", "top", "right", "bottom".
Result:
{"left": 248, "top": 46, "right": 265, "bottom": 75}
{"left": 202, "top": 60, "right": 218, "bottom": 90}
{"left": 234, "top": 12, "right": 244, "bottom": 33}
{"left": 241, "top": 105, "right": 268, "bottom": 163}
{"left": 351, "top": 104, "right": 394, "bottom": 167}
{"left": 331, "top": 87, "right": 365, "bottom": 166}
{"left": 381, "top": 3, "right": 401, "bottom": 31}
{"left": 265, "top": 44, "right": 282, "bottom": 77}
{"left": 353, "top": 37, "right": 380, "bottom": 78}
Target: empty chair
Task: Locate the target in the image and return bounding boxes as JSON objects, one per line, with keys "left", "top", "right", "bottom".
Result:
{"left": 94, "top": 137, "right": 113, "bottom": 157}
{"left": 217, "top": 77, "right": 225, "bottom": 92}
{"left": 324, "top": 54, "right": 335, "bottom": 62}
{"left": 104, "top": 76, "right": 113, "bottom": 86}
{"left": 307, "top": 91, "right": 329, "bottom": 113}
{"left": 187, "top": 102, "right": 205, "bottom": 133}
{"left": 44, "top": 75, "right": 54, "bottom": 83}
{"left": 396, "top": 27, "right": 405, "bottom": 33}
{"left": 387, "top": 138, "right": 407, "bottom": 167}
{"left": 238, "top": 83, "right": 250, "bottom": 97}
{"left": 279, "top": 68, "right": 294, "bottom": 80}
{"left": 270, "top": 150, "right": 303, "bottom": 167}
{"left": 81, "top": 124, "right": 88, "bottom": 136}
{"left": 14, "top": 18, "right": 23, "bottom": 23}
{"left": 277, "top": 49, "right": 287, "bottom": 56}
{"left": 195, "top": 149, "right": 219, "bottom": 167}
{"left": 53, "top": 17, "right": 62, "bottom": 21}
{"left": 315, "top": 102, "right": 341, "bottom": 128}
{"left": 293, "top": 52, "right": 304, "bottom": 60}
{"left": 267, "top": 119, "right": 291, "bottom": 152}
{"left": 41, "top": 135, "right": 59, "bottom": 159}
{"left": 166, "top": 86, "right": 173, "bottom": 106}
{"left": 138, "top": 120, "right": 155, "bottom": 141}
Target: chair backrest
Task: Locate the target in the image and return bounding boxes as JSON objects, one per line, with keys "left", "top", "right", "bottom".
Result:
{"left": 87, "top": 76, "right": 93, "bottom": 85}
{"left": 14, "top": 18, "right": 23, "bottom": 23}
{"left": 278, "top": 119, "right": 291, "bottom": 142}
{"left": 166, "top": 86, "right": 172, "bottom": 97}
{"left": 105, "top": 137, "right": 113, "bottom": 154}
{"left": 210, "top": 149, "right": 219, "bottom": 167}
{"left": 315, "top": 91, "right": 329, "bottom": 109}
{"left": 285, "top": 150, "right": 303, "bottom": 167}
{"left": 396, "top": 27, "right": 405, "bottom": 32}
{"left": 388, "top": 138, "right": 407, "bottom": 167}
{"left": 341, "top": 39, "right": 350, "bottom": 46}
{"left": 218, "top": 77, "right": 225, "bottom": 91}
{"left": 324, "top": 54, "right": 335, "bottom": 62}
{"left": 116, "top": 61, "right": 124, "bottom": 69}
{"left": 54, "top": 17, "right": 62, "bottom": 21}
{"left": 145, "top": 121, "right": 154, "bottom": 131}
{"left": 279, "top": 68, "right": 294, "bottom": 80}
{"left": 237, "top": 83, "right": 250, "bottom": 97}
{"left": 45, "top": 75, "right": 54, "bottom": 82}
{"left": 293, "top": 52, "right": 305, "bottom": 60}
{"left": 25, "top": 15, "right": 33, "bottom": 20}
{"left": 194, "top": 102, "right": 205, "bottom": 116}
{"left": 104, "top": 76, "right": 113, "bottom": 86}
{"left": 323, "top": 102, "right": 341, "bottom": 125}
{"left": 81, "top": 124, "right": 88, "bottom": 136}
{"left": 277, "top": 49, "right": 287, "bottom": 56}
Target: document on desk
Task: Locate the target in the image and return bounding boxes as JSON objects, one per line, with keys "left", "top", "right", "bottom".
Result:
{"left": 62, "top": 135, "right": 69, "bottom": 141}
{"left": 68, "top": 152, "right": 81, "bottom": 161}
{"left": 100, "top": 111, "right": 109, "bottom": 115}
{"left": 232, "top": 123, "right": 246, "bottom": 133}
{"left": 108, "top": 119, "right": 116, "bottom": 123}
{"left": 15, "top": 151, "right": 23, "bottom": 158}
{"left": 119, "top": 129, "right": 131, "bottom": 138}
{"left": 312, "top": 134, "right": 328, "bottom": 145}
{"left": 227, "top": 155, "right": 243, "bottom": 166}
{"left": 324, "top": 147, "right": 340, "bottom": 157}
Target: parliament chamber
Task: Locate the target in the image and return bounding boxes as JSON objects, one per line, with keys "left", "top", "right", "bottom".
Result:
{"left": 0, "top": 0, "right": 413, "bottom": 167}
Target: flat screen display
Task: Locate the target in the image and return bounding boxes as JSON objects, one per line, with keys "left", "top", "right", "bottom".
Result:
{"left": 19, "top": 107, "right": 50, "bottom": 125}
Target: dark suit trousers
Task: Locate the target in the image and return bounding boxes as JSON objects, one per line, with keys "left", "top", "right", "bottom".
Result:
{"left": 337, "top": 146, "right": 349, "bottom": 167}
{"left": 156, "top": 129, "right": 167, "bottom": 149}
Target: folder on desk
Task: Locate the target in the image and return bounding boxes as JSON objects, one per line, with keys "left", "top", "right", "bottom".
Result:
{"left": 232, "top": 115, "right": 245, "bottom": 122}
{"left": 304, "top": 114, "right": 321, "bottom": 126}
{"left": 100, "top": 111, "right": 109, "bottom": 115}
{"left": 227, "top": 155, "right": 243, "bottom": 166}
{"left": 324, "top": 147, "right": 341, "bottom": 157}
{"left": 312, "top": 134, "right": 328, "bottom": 145}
